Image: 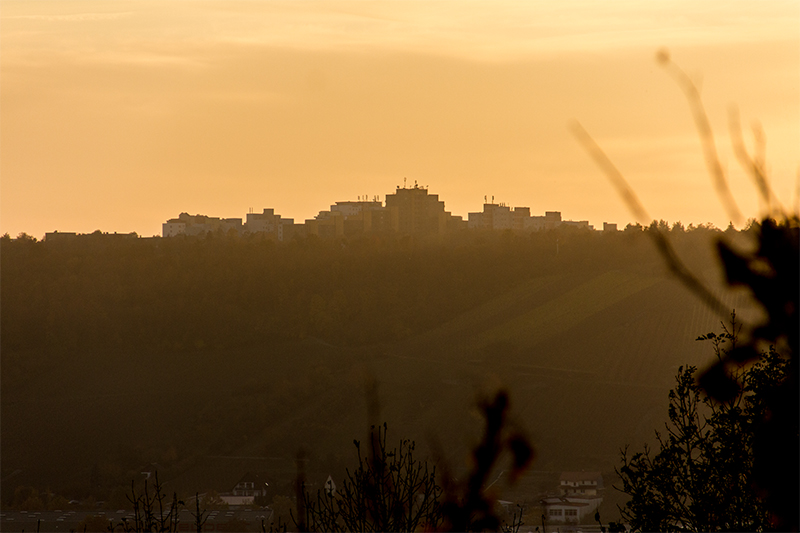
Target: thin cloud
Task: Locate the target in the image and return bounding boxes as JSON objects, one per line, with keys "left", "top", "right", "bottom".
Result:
{"left": 193, "top": 1, "right": 799, "bottom": 61}
{"left": 4, "top": 12, "right": 134, "bottom": 22}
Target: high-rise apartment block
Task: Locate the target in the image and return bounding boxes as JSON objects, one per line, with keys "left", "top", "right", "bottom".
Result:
{"left": 384, "top": 183, "right": 464, "bottom": 235}
{"left": 161, "top": 183, "right": 609, "bottom": 239}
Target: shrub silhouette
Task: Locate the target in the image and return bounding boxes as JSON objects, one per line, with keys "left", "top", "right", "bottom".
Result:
{"left": 617, "top": 317, "right": 784, "bottom": 531}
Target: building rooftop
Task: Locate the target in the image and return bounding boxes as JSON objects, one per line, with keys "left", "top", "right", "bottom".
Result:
{"left": 560, "top": 471, "right": 603, "bottom": 483}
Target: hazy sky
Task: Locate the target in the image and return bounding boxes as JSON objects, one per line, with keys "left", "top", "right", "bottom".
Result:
{"left": 2, "top": 0, "right": 798, "bottom": 238}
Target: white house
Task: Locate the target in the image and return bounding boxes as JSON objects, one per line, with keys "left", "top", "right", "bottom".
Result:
{"left": 219, "top": 472, "right": 272, "bottom": 507}
{"left": 540, "top": 472, "right": 604, "bottom": 524}
{"left": 540, "top": 494, "right": 603, "bottom": 524}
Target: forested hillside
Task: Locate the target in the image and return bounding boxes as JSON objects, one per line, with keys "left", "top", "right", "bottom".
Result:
{"left": 1, "top": 226, "right": 750, "bottom": 507}
{"left": 3, "top": 228, "right": 651, "bottom": 356}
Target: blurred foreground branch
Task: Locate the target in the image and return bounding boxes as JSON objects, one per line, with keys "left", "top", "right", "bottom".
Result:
{"left": 573, "top": 49, "right": 799, "bottom": 530}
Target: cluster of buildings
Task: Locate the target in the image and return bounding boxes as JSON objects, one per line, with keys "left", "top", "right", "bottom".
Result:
{"left": 209, "top": 469, "right": 605, "bottom": 529}
{"left": 468, "top": 203, "right": 584, "bottom": 232}
{"left": 161, "top": 183, "right": 617, "bottom": 240}
{"left": 540, "top": 471, "right": 605, "bottom": 526}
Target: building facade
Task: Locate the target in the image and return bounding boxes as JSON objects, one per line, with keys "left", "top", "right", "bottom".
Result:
{"left": 540, "top": 472, "right": 604, "bottom": 524}
{"left": 384, "top": 182, "right": 463, "bottom": 235}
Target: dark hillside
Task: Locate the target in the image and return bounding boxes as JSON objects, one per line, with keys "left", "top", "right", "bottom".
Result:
{"left": 0, "top": 227, "right": 751, "bottom": 505}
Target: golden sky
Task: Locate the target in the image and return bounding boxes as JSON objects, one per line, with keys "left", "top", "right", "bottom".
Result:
{"left": 2, "top": 0, "right": 798, "bottom": 238}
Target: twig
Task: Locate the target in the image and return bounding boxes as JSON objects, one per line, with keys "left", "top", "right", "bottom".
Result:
{"left": 657, "top": 49, "right": 744, "bottom": 225}
{"left": 727, "top": 106, "right": 785, "bottom": 217}
{"left": 570, "top": 121, "right": 730, "bottom": 318}
{"left": 569, "top": 122, "right": 650, "bottom": 224}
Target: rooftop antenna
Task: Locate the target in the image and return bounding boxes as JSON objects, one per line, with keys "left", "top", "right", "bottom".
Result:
{"left": 492, "top": 195, "right": 495, "bottom": 203}
{"left": 404, "top": 177, "right": 407, "bottom": 188}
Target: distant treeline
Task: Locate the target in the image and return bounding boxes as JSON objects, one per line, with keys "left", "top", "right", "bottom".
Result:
{"left": 2, "top": 223, "right": 727, "bottom": 362}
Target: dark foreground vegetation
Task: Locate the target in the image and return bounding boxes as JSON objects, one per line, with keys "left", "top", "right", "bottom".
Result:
{"left": 617, "top": 320, "right": 786, "bottom": 531}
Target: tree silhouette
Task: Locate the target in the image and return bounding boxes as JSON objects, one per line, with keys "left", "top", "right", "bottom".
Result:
{"left": 617, "top": 318, "right": 785, "bottom": 531}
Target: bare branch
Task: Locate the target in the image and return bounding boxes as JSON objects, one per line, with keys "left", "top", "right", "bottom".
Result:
{"left": 727, "top": 106, "right": 785, "bottom": 217}
{"left": 569, "top": 121, "right": 650, "bottom": 224}
{"left": 570, "top": 121, "right": 730, "bottom": 318}
{"left": 658, "top": 49, "right": 744, "bottom": 225}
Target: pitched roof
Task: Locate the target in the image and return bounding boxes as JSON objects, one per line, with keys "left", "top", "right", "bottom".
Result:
{"left": 540, "top": 497, "right": 591, "bottom": 508}
{"left": 235, "top": 472, "right": 271, "bottom": 487}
